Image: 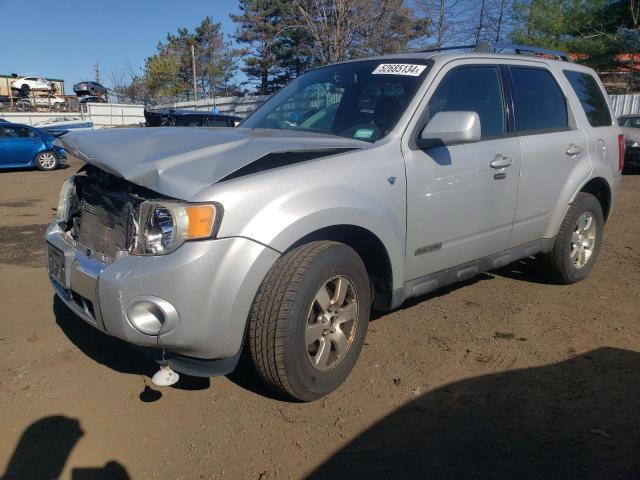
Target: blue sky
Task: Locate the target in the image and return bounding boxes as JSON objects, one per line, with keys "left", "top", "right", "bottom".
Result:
{"left": 0, "top": 0, "right": 241, "bottom": 90}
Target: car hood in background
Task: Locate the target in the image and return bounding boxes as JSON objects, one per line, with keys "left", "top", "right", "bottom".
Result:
{"left": 57, "top": 127, "right": 369, "bottom": 200}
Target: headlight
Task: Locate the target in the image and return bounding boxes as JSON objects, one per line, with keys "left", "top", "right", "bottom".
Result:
{"left": 136, "top": 201, "right": 221, "bottom": 255}
{"left": 56, "top": 177, "right": 78, "bottom": 225}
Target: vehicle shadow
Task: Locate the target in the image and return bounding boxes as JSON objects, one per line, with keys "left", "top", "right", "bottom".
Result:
{"left": 1, "top": 415, "right": 130, "bottom": 480}
{"left": 492, "top": 256, "right": 558, "bottom": 285}
{"left": 0, "top": 165, "right": 70, "bottom": 173}
{"left": 308, "top": 347, "right": 640, "bottom": 480}
{"left": 372, "top": 272, "right": 495, "bottom": 321}
{"left": 53, "top": 296, "right": 156, "bottom": 377}
{"left": 52, "top": 296, "right": 210, "bottom": 393}
{"left": 226, "top": 348, "right": 298, "bottom": 403}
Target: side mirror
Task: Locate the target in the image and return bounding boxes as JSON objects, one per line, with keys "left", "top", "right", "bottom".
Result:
{"left": 417, "top": 111, "right": 481, "bottom": 148}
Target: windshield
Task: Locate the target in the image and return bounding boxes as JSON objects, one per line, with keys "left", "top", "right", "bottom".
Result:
{"left": 242, "top": 59, "right": 432, "bottom": 142}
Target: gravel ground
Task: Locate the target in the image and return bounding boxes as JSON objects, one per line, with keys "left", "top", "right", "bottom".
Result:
{"left": 0, "top": 156, "right": 638, "bottom": 480}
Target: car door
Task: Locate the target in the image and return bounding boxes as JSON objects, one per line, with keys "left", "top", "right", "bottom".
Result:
{"left": 0, "top": 125, "right": 40, "bottom": 166}
{"left": 403, "top": 63, "right": 521, "bottom": 280}
{"left": 505, "top": 65, "right": 589, "bottom": 248}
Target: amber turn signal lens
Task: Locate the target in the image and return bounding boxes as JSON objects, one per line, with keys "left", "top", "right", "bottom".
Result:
{"left": 185, "top": 205, "right": 216, "bottom": 239}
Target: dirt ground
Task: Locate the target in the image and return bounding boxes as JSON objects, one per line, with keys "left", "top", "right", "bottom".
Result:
{"left": 0, "top": 156, "right": 638, "bottom": 480}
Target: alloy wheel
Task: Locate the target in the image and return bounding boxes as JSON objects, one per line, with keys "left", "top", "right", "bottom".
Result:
{"left": 305, "top": 275, "right": 359, "bottom": 372}
{"left": 570, "top": 211, "right": 597, "bottom": 268}
{"left": 38, "top": 152, "right": 57, "bottom": 170}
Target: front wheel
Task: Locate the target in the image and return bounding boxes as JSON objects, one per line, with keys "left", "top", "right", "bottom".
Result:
{"left": 35, "top": 151, "right": 58, "bottom": 171}
{"left": 542, "top": 192, "right": 604, "bottom": 284}
{"left": 248, "top": 241, "right": 371, "bottom": 401}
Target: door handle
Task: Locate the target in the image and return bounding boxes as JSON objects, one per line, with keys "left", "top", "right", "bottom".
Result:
{"left": 489, "top": 155, "right": 513, "bottom": 169}
{"left": 565, "top": 144, "right": 583, "bottom": 156}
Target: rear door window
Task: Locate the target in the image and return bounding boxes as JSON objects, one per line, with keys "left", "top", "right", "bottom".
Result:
{"left": 427, "top": 66, "right": 506, "bottom": 138}
{"left": 2, "top": 126, "right": 31, "bottom": 138}
{"left": 621, "top": 116, "right": 640, "bottom": 128}
{"left": 510, "top": 67, "right": 568, "bottom": 133}
{"left": 563, "top": 70, "right": 612, "bottom": 127}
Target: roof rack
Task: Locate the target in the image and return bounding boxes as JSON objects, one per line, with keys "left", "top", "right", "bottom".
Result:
{"left": 491, "top": 42, "right": 569, "bottom": 61}
{"left": 416, "top": 42, "right": 570, "bottom": 62}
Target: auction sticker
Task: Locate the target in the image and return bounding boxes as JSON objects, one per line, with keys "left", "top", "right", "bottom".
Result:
{"left": 372, "top": 64, "right": 427, "bottom": 76}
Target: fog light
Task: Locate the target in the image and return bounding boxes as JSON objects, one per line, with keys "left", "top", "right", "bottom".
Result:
{"left": 126, "top": 296, "right": 179, "bottom": 335}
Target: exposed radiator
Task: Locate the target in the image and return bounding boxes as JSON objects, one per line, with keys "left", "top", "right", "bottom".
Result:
{"left": 77, "top": 182, "right": 140, "bottom": 261}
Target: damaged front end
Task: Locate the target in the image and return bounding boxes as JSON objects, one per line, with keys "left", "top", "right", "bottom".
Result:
{"left": 56, "top": 166, "right": 222, "bottom": 264}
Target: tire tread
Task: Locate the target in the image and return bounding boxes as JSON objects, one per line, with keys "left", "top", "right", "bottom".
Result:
{"left": 248, "top": 241, "right": 338, "bottom": 398}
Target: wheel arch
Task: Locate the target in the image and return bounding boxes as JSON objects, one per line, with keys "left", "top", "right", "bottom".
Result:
{"left": 288, "top": 225, "right": 395, "bottom": 311}
{"left": 579, "top": 177, "right": 612, "bottom": 222}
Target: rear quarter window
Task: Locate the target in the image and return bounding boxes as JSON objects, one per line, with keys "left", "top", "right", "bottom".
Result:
{"left": 510, "top": 67, "right": 568, "bottom": 133}
{"left": 563, "top": 70, "right": 612, "bottom": 127}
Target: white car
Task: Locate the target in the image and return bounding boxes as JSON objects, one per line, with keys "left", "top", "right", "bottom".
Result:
{"left": 14, "top": 94, "right": 66, "bottom": 111}
{"left": 33, "top": 94, "right": 66, "bottom": 110}
{"left": 10, "top": 77, "right": 52, "bottom": 94}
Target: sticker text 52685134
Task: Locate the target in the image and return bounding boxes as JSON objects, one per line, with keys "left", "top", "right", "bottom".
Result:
{"left": 372, "top": 64, "right": 427, "bottom": 76}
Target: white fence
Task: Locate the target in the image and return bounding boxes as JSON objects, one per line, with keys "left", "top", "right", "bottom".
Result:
{"left": 0, "top": 112, "right": 82, "bottom": 125}
{"left": 609, "top": 94, "right": 640, "bottom": 117}
{"left": 80, "top": 102, "right": 145, "bottom": 126}
{"left": 157, "top": 95, "right": 270, "bottom": 118}
{"left": 1, "top": 103, "right": 145, "bottom": 128}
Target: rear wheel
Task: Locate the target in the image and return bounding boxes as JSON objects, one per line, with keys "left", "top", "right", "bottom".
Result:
{"left": 542, "top": 192, "right": 604, "bottom": 284}
{"left": 35, "top": 151, "right": 58, "bottom": 171}
{"left": 248, "top": 241, "right": 371, "bottom": 401}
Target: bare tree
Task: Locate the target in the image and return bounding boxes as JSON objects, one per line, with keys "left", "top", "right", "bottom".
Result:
{"left": 474, "top": 0, "right": 485, "bottom": 43}
{"left": 415, "top": 0, "right": 469, "bottom": 47}
{"left": 293, "top": 0, "right": 423, "bottom": 63}
{"left": 492, "top": 0, "right": 509, "bottom": 42}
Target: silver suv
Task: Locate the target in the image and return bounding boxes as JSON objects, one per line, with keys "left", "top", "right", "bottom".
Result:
{"left": 46, "top": 44, "right": 623, "bottom": 401}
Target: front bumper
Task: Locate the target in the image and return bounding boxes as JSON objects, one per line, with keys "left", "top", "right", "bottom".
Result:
{"left": 45, "top": 223, "right": 280, "bottom": 363}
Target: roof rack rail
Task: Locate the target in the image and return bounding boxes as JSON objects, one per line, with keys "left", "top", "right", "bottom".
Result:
{"left": 416, "top": 42, "right": 570, "bottom": 61}
{"left": 491, "top": 42, "right": 569, "bottom": 61}
{"left": 416, "top": 44, "right": 477, "bottom": 54}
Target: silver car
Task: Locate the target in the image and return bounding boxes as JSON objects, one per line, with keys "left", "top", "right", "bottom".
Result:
{"left": 47, "top": 44, "right": 623, "bottom": 401}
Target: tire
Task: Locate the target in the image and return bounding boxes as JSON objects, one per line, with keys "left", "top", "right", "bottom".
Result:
{"left": 35, "top": 151, "right": 58, "bottom": 171}
{"left": 248, "top": 241, "right": 371, "bottom": 401}
{"left": 542, "top": 192, "right": 604, "bottom": 284}
{"left": 20, "top": 84, "right": 30, "bottom": 96}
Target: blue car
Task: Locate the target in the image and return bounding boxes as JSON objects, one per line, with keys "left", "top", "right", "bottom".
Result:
{"left": 0, "top": 122, "right": 67, "bottom": 171}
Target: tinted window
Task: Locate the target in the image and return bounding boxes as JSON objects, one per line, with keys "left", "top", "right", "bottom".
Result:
{"left": 427, "top": 67, "right": 505, "bottom": 137}
{"left": 510, "top": 67, "right": 568, "bottom": 132}
{"left": 175, "top": 116, "right": 204, "bottom": 127}
{"left": 620, "top": 116, "right": 640, "bottom": 128}
{"left": 204, "top": 118, "right": 231, "bottom": 127}
{"left": 564, "top": 70, "right": 612, "bottom": 127}
{"left": 2, "top": 126, "right": 31, "bottom": 138}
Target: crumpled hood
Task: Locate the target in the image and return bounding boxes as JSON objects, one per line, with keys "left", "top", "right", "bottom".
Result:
{"left": 57, "top": 127, "right": 369, "bottom": 200}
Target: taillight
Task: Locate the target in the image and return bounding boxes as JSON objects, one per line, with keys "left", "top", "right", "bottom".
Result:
{"left": 618, "top": 134, "right": 625, "bottom": 171}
